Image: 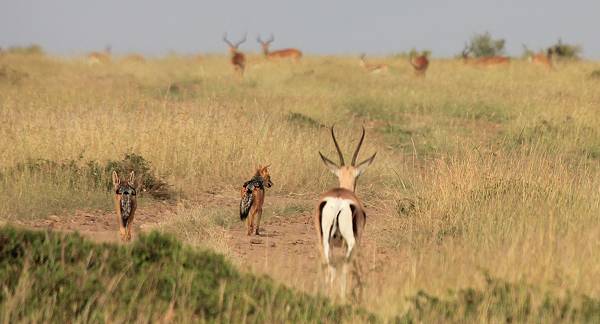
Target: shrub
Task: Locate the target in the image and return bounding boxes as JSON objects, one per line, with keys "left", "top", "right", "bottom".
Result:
{"left": 6, "top": 44, "right": 44, "bottom": 56}
{"left": 7, "top": 153, "right": 173, "bottom": 200}
{"left": 398, "top": 274, "right": 600, "bottom": 323}
{"left": 105, "top": 153, "right": 173, "bottom": 200}
{"left": 287, "top": 112, "right": 324, "bottom": 128}
{"left": 549, "top": 39, "right": 582, "bottom": 60}
{"left": 0, "top": 66, "right": 29, "bottom": 85}
{"left": 465, "top": 32, "right": 506, "bottom": 58}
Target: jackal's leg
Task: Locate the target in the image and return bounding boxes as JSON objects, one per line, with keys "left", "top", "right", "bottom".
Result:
{"left": 246, "top": 208, "right": 254, "bottom": 236}
{"left": 254, "top": 208, "right": 263, "bottom": 235}
{"left": 119, "top": 225, "right": 127, "bottom": 241}
{"left": 125, "top": 223, "right": 132, "bottom": 242}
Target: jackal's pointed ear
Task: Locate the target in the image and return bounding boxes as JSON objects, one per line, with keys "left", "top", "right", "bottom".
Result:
{"left": 112, "top": 171, "right": 120, "bottom": 189}
{"left": 127, "top": 171, "right": 135, "bottom": 186}
{"left": 319, "top": 152, "right": 339, "bottom": 176}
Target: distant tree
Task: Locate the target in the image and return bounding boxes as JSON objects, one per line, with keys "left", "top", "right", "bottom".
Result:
{"left": 465, "top": 32, "right": 506, "bottom": 58}
{"left": 549, "top": 39, "right": 582, "bottom": 60}
{"left": 7, "top": 44, "right": 44, "bottom": 56}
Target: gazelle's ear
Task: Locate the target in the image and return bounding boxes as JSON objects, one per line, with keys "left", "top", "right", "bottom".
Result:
{"left": 127, "top": 171, "right": 135, "bottom": 186}
{"left": 112, "top": 171, "right": 120, "bottom": 189}
{"left": 319, "top": 152, "right": 340, "bottom": 176}
{"left": 355, "top": 152, "right": 377, "bottom": 177}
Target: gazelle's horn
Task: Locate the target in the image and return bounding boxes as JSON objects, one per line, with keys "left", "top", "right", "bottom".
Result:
{"left": 351, "top": 126, "right": 366, "bottom": 166}
{"left": 331, "top": 125, "right": 345, "bottom": 166}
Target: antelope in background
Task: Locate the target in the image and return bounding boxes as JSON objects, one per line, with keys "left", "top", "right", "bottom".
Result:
{"left": 359, "top": 54, "right": 388, "bottom": 74}
{"left": 315, "top": 126, "right": 376, "bottom": 298}
{"left": 462, "top": 45, "right": 510, "bottom": 67}
{"left": 112, "top": 171, "right": 137, "bottom": 242}
{"left": 223, "top": 33, "right": 247, "bottom": 76}
{"left": 88, "top": 45, "right": 111, "bottom": 65}
{"left": 409, "top": 51, "right": 430, "bottom": 76}
{"left": 529, "top": 48, "right": 554, "bottom": 70}
{"left": 257, "top": 34, "right": 302, "bottom": 61}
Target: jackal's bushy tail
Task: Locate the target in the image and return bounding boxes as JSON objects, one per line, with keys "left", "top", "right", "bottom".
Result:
{"left": 240, "top": 189, "right": 253, "bottom": 220}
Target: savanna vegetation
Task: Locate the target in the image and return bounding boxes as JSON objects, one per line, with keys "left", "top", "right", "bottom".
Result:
{"left": 1, "top": 49, "right": 600, "bottom": 322}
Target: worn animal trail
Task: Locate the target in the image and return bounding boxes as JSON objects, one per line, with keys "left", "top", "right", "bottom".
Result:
{"left": 12, "top": 192, "right": 392, "bottom": 296}
{"left": 227, "top": 195, "right": 391, "bottom": 295}
{"left": 14, "top": 201, "right": 173, "bottom": 243}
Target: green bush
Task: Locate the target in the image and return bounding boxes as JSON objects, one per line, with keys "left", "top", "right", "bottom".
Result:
{"left": 6, "top": 153, "right": 173, "bottom": 200}
{"left": 398, "top": 274, "right": 600, "bottom": 323}
{"left": 549, "top": 39, "right": 582, "bottom": 60}
{"left": 287, "top": 112, "right": 325, "bottom": 128}
{"left": 0, "top": 153, "right": 174, "bottom": 219}
{"left": 465, "top": 32, "right": 506, "bottom": 58}
{"left": 6, "top": 44, "right": 45, "bottom": 56}
{"left": 0, "top": 65, "right": 29, "bottom": 85}
{"left": 105, "top": 153, "right": 173, "bottom": 199}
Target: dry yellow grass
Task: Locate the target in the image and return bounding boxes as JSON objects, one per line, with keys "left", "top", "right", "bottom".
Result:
{"left": 1, "top": 52, "right": 600, "bottom": 321}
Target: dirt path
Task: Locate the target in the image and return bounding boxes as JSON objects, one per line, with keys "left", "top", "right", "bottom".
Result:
{"left": 9, "top": 193, "right": 393, "bottom": 296}
{"left": 226, "top": 195, "right": 392, "bottom": 294}
{"left": 12, "top": 201, "right": 175, "bottom": 243}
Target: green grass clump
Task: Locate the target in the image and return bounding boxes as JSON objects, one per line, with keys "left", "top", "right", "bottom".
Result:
{"left": 0, "top": 227, "right": 376, "bottom": 323}
{"left": 589, "top": 69, "right": 600, "bottom": 80}
{"left": 398, "top": 274, "right": 600, "bottom": 323}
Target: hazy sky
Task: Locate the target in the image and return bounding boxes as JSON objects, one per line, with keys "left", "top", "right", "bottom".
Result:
{"left": 1, "top": 0, "right": 598, "bottom": 58}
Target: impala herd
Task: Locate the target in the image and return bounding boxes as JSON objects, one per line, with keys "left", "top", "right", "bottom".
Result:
{"left": 84, "top": 34, "right": 560, "bottom": 79}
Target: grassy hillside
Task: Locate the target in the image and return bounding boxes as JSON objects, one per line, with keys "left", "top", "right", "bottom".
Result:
{"left": 1, "top": 227, "right": 599, "bottom": 323}
{"left": 0, "top": 227, "right": 376, "bottom": 323}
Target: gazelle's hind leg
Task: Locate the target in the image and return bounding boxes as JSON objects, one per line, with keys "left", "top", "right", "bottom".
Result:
{"left": 338, "top": 208, "right": 356, "bottom": 260}
{"left": 338, "top": 206, "right": 355, "bottom": 299}
{"left": 320, "top": 203, "right": 337, "bottom": 285}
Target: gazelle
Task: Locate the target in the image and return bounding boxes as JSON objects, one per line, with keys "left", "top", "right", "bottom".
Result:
{"left": 112, "top": 171, "right": 137, "bottom": 242}
{"left": 462, "top": 45, "right": 510, "bottom": 67}
{"left": 88, "top": 45, "right": 111, "bottom": 65}
{"left": 359, "top": 54, "right": 388, "bottom": 74}
{"left": 409, "top": 52, "right": 430, "bottom": 76}
{"left": 223, "top": 33, "right": 247, "bottom": 76}
{"left": 315, "top": 126, "right": 376, "bottom": 298}
{"left": 529, "top": 48, "right": 554, "bottom": 70}
{"left": 257, "top": 34, "right": 302, "bottom": 61}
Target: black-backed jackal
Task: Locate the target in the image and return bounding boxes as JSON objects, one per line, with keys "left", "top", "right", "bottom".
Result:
{"left": 240, "top": 165, "right": 273, "bottom": 236}
{"left": 112, "top": 171, "right": 137, "bottom": 242}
